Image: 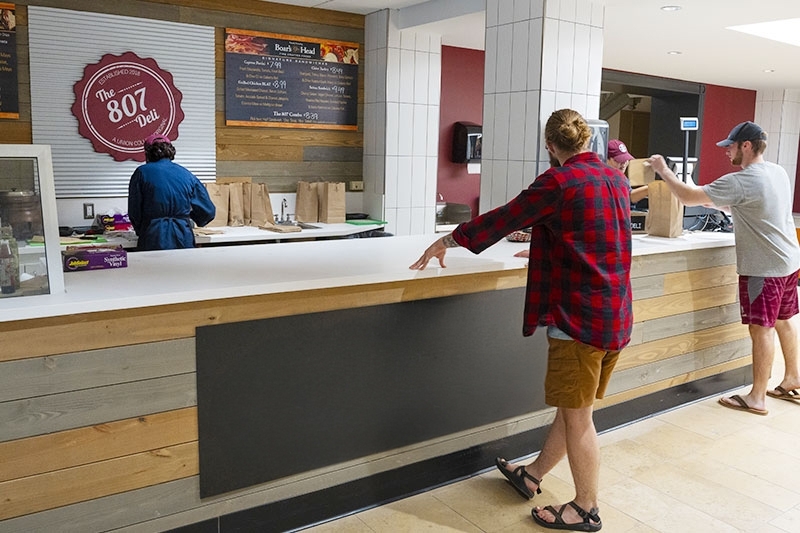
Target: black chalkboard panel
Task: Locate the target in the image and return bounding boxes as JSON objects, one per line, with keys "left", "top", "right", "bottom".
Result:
{"left": 224, "top": 29, "right": 358, "bottom": 130}
{"left": 195, "top": 287, "right": 549, "bottom": 498}
{"left": 0, "top": 17, "right": 19, "bottom": 119}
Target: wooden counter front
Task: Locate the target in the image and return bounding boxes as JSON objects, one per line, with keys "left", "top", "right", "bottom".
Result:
{"left": 0, "top": 232, "right": 749, "bottom": 532}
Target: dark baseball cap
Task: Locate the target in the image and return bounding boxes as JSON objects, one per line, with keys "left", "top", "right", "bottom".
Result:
{"left": 716, "top": 121, "right": 766, "bottom": 147}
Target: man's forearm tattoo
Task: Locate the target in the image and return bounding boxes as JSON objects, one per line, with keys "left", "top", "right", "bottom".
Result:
{"left": 442, "top": 234, "right": 460, "bottom": 248}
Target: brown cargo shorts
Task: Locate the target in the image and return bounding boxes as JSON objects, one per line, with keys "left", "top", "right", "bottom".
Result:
{"left": 544, "top": 337, "right": 620, "bottom": 409}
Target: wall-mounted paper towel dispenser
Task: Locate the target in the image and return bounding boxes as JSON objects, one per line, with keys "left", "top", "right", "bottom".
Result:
{"left": 452, "top": 122, "right": 482, "bottom": 164}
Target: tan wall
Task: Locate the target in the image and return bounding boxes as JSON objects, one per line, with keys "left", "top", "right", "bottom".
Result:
{"left": 0, "top": 0, "right": 365, "bottom": 193}
{"left": 0, "top": 246, "right": 749, "bottom": 531}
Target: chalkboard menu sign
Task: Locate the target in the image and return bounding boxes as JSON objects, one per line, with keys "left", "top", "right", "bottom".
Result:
{"left": 0, "top": 2, "right": 18, "bottom": 120}
{"left": 225, "top": 29, "right": 358, "bottom": 130}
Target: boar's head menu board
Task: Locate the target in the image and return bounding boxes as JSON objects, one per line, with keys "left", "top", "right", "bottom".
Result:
{"left": 225, "top": 29, "right": 359, "bottom": 130}
{"left": 0, "top": 2, "right": 18, "bottom": 120}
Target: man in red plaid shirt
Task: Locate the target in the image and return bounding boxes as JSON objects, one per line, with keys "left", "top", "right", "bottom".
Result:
{"left": 411, "top": 109, "right": 632, "bottom": 532}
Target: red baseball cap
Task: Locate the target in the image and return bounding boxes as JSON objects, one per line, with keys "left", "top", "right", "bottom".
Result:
{"left": 607, "top": 139, "right": 634, "bottom": 163}
{"left": 144, "top": 133, "right": 171, "bottom": 148}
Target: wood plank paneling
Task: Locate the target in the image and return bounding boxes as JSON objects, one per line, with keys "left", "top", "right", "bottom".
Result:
{"left": 0, "top": 122, "right": 33, "bottom": 144}
{"left": 216, "top": 143, "right": 305, "bottom": 161}
{"left": 631, "top": 246, "right": 736, "bottom": 277}
{"left": 0, "top": 408, "right": 197, "bottom": 483}
{"left": 617, "top": 322, "right": 749, "bottom": 372}
{"left": 663, "top": 264, "right": 738, "bottom": 294}
{"left": 632, "top": 264, "right": 737, "bottom": 299}
{"left": 0, "top": 478, "right": 200, "bottom": 533}
{"left": 610, "top": 338, "right": 751, "bottom": 394}
{"left": 0, "top": 339, "right": 195, "bottom": 402}
{"left": 632, "top": 284, "right": 739, "bottom": 322}
{"left": 216, "top": 122, "right": 363, "bottom": 146}
{"left": 630, "top": 302, "right": 741, "bottom": 345}
{"left": 0, "top": 442, "right": 198, "bottom": 521}
{"left": 597, "top": 357, "right": 751, "bottom": 409}
{"left": 0, "top": 374, "right": 196, "bottom": 442}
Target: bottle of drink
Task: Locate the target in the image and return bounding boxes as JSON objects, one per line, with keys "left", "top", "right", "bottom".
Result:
{"left": 0, "top": 238, "right": 16, "bottom": 294}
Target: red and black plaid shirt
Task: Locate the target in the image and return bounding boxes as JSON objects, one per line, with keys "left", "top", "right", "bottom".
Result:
{"left": 453, "top": 151, "right": 633, "bottom": 351}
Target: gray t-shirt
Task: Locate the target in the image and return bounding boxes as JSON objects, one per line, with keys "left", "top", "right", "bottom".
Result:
{"left": 703, "top": 161, "right": 800, "bottom": 277}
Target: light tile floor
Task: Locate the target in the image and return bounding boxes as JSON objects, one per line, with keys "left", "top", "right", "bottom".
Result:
{"left": 304, "top": 357, "right": 800, "bottom": 532}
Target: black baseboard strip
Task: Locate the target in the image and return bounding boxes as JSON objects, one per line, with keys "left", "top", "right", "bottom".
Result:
{"left": 169, "top": 365, "right": 750, "bottom": 533}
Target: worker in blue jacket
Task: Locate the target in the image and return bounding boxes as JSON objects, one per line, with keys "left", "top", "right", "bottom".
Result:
{"left": 127, "top": 134, "right": 215, "bottom": 250}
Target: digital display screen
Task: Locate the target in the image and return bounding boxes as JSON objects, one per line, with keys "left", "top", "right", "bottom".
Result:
{"left": 680, "top": 118, "right": 698, "bottom": 130}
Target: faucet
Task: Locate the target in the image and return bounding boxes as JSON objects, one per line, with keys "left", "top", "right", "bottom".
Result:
{"left": 281, "top": 198, "right": 288, "bottom": 223}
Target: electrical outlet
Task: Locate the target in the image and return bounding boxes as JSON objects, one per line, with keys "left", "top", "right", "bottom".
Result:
{"left": 349, "top": 180, "right": 364, "bottom": 191}
{"left": 83, "top": 203, "right": 95, "bottom": 220}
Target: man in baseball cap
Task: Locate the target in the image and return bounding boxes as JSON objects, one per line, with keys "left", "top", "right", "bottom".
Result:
{"left": 607, "top": 139, "right": 635, "bottom": 167}
{"left": 648, "top": 119, "right": 800, "bottom": 417}
{"left": 716, "top": 121, "right": 767, "bottom": 147}
{"left": 607, "top": 139, "right": 648, "bottom": 205}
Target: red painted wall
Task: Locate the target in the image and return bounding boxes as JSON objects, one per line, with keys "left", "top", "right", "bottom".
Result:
{"left": 438, "top": 46, "right": 484, "bottom": 217}
{"left": 697, "top": 84, "right": 756, "bottom": 185}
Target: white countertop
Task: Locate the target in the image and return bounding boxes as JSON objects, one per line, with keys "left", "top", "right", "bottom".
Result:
{"left": 194, "top": 222, "right": 385, "bottom": 244}
{"left": 0, "top": 231, "right": 735, "bottom": 323}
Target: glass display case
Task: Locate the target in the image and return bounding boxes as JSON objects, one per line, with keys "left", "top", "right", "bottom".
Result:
{"left": 0, "top": 145, "right": 64, "bottom": 298}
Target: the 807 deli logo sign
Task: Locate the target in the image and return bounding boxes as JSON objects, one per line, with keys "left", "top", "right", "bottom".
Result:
{"left": 71, "top": 52, "right": 184, "bottom": 162}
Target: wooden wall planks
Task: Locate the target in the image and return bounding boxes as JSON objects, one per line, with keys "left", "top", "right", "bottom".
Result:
{"left": 0, "top": 408, "right": 197, "bottom": 483}
{"left": 0, "top": 442, "right": 198, "bottom": 521}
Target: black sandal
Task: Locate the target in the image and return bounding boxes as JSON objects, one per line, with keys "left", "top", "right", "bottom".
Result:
{"left": 531, "top": 501, "right": 602, "bottom": 531}
{"left": 494, "top": 457, "right": 542, "bottom": 500}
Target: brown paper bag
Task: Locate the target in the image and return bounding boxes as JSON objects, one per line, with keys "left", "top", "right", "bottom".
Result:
{"left": 645, "top": 181, "right": 683, "bottom": 238}
{"left": 250, "top": 183, "right": 275, "bottom": 227}
{"left": 318, "top": 182, "right": 346, "bottom": 223}
{"left": 627, "top": 159, "right": 655, "bottom": 187}
{"left": 295, "top": 181, "right": 319, "bottom": 222}
{"left": 227, "top": 182, "right": 245, "bottom": 226}
{"left": 259, "top": 222, "right": 302, "bottom": 233}
{"left": 242, "top": 182, "right": 252, "bottom": 226}
{"left": 205, "top": 183, "right": 229, "bottom": 227}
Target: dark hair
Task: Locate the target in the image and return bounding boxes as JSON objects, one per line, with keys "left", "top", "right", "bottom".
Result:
{"left": 544, "top": 109, "right": 591, "bottom": 154}
{"left": 144, "top": 141, "right": 176, "bottom": 163}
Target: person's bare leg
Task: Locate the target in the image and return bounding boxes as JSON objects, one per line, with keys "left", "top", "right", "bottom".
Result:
{"left": 499, "top": 408, "right": 567, "bottom": 493}
{"left": 534, "top": 405, "right": 601, "bottom": 527}
{"left": 774, "top": 316, "right": 800, "bottom": 391}
{"left": 721, "top": 324, "right": 775, "bottom": 411}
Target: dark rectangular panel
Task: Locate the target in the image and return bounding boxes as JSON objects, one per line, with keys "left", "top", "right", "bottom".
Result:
{"left": 196, "top": 288, "right": 548, "bottom": 497}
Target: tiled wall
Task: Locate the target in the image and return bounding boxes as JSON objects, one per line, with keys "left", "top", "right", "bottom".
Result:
{"left": 755, "top": 89, "right": 800, "bottom": 196}
{"left": 480, "top": 0, "right": 604, "bottom": 212}
{"left": 364, "top": 10, "right": 441, "bottom": 236}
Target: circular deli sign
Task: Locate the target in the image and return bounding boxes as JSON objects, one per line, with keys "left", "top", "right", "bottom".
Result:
{"left": 71, "top": 52, "right": 184, "bottom": 162}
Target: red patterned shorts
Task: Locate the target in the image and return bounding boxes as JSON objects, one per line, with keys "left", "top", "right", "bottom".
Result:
{"left": 739, "top": 271, "right": 800, "bottom": 327}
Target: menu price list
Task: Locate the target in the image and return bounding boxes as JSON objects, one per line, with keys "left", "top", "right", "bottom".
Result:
{"left": 225, "top": 54, "right": 357, "bottom": 129}
{"left": 0, "top": 27, "right": 18, "bottom": 118}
